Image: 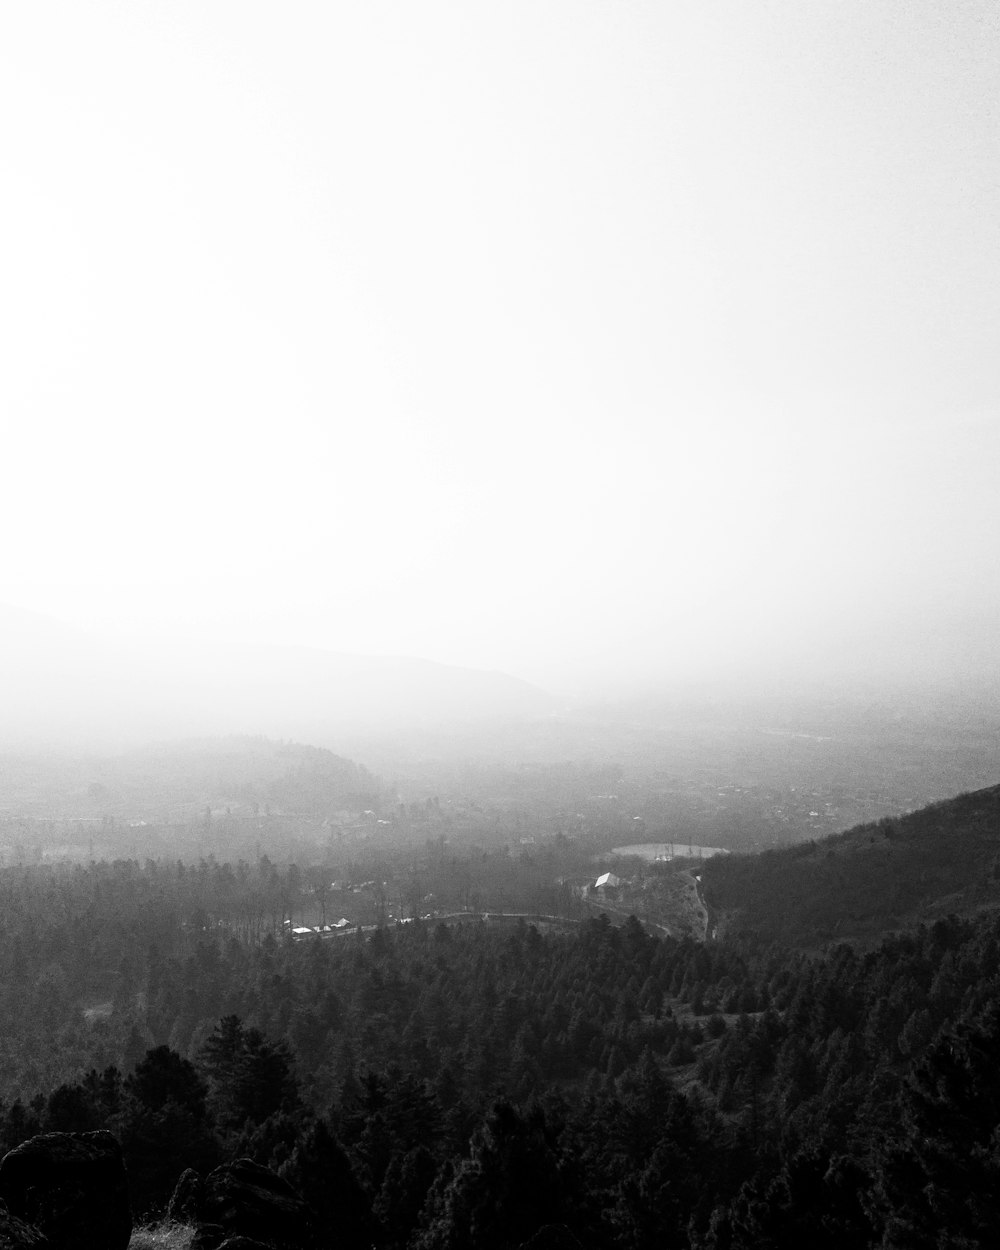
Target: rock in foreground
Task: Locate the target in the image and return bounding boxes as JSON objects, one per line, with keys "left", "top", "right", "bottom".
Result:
{"left": 191, "top": 1160, "right": 314, "bottom": 1250}
{"left": 0, "top": 1131, "right": 130, "bottom": 1250}
{"left": 0, "top": 1205, "right": 50, "bottom": 1249}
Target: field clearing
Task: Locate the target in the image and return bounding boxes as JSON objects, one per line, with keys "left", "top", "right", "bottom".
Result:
{"left": 611, "top": 842, "right": 730, "bottom": 861}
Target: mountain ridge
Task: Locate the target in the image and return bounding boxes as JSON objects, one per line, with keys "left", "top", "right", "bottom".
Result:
{"left": 0, "top": 602, "right": 553, "bottom": 746}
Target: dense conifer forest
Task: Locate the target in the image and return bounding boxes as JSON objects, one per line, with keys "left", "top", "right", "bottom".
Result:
{"left": 701, "top": 782, "right": 1000, "bottom": 946}
{"left": 3, "top": 786, "right": 1000, "bottom": 1247}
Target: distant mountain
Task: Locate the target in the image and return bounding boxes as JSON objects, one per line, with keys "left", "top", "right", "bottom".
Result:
{"left": 701, "top": 782, "right": 1000, "bottom": 947}
{"left": 0, "top": 603, "right": 554, "bottom": 747}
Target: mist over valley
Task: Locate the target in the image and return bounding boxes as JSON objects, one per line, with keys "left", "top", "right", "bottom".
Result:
{"left": 4, "top": 0, "right": 1000, "bottom": 1245}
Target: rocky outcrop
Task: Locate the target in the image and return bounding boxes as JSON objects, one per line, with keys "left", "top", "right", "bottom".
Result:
{"left": 166, "top": 1168, "right": 203, "bottom": 1225}
{"left": 185, "top": 1159, "right": 315, "bottom": 1250}
{"left": 190, "top": 1228, "right": 225, "bottom": 1250}
{"left": 0, "top": 1132, "right": 130, "bottom": 1250}
{"left": 0, "top": 1206, "right": 50, "bottom": 1249}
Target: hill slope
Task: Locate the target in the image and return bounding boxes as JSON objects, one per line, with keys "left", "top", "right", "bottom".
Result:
{"left": 0, "top": 736, "right": 383, "bottom": 821}
{"left": 701, "top": 781, "right": 1000, "bottom": 946}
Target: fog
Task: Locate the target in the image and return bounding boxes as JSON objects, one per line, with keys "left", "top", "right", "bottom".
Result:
{"left": 3, "top": 1, "right": 999, "bottom": 708}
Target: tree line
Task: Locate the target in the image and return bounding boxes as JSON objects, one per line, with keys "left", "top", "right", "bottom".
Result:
{"left": 0, "top": 847, "right": 1000, "bottom": 1244}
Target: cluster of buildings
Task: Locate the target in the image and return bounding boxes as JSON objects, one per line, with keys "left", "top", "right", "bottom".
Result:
{"left": 287, "top": 918, "right": 352, "bottom": 938}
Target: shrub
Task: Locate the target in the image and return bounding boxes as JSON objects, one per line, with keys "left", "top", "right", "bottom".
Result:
{"left": 128, "top": 1222, "right": 196, "bottom": 1250}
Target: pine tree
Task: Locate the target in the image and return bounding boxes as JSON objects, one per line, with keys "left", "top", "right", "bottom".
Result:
{"left": 279, "top": 1119, "right": 380, "bottom": 1250}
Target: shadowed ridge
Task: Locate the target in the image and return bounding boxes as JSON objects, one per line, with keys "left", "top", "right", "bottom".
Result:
{"left": 701, "top": 781, "right": 1000, "bottom": 948}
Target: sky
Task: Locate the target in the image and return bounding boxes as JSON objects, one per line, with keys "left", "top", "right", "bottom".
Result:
{"left": 2, "top": 0, "right": 999, "bottom": 695}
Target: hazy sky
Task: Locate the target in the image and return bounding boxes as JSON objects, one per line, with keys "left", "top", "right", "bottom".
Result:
{"left": 3, "top": 1, "right": 999, "bottom": 693}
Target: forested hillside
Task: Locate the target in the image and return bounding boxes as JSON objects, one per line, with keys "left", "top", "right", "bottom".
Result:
{"left": 0, "top": 738, "right": 382, "bottom": 821}
{"left": 702, "top": 782, "right": 1000, "bottom": 947}
{"left": 2, "top": 844, "right": 1000, "bottom": 1245}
